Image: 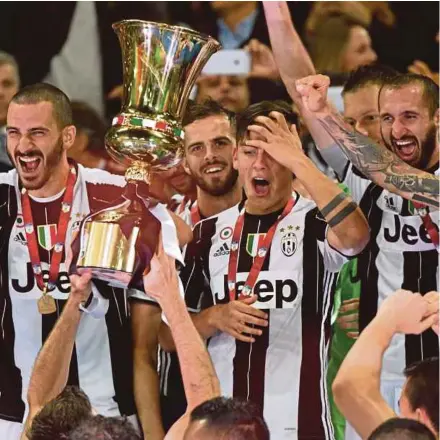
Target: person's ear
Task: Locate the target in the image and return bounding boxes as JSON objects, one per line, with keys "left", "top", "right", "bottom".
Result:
{"left": 62, "top": 125, "right": 76, "bottom": 151}
{"left": 232, "top": 145, "right": 239, "bottom": 170}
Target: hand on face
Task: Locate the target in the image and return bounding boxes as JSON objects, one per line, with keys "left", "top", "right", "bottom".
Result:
{"left": 295, "top": 75, "right": 331, "bottom": 114}
{"left": 377, "top": 289, "right": 439, "bottom": 335}
{"left": 245, "top": 111, "right": 304, "bottom": 172}
{"left": 143, "top": 234, "right": 179, "bottom": 306}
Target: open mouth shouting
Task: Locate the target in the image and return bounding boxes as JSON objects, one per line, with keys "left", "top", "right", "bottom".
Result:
{"left": 16, "top": 153, "right": 43, "bottom": 176}
{"left": 392, "top": 137, "right": 418, "bottom": 162}
{"left": 252, "top": 176, "right": 270, "bottom": 197}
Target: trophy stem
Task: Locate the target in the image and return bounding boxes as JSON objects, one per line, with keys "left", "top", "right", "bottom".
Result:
{"left": 125, "top": 161, "right": 151, "bottom": 185}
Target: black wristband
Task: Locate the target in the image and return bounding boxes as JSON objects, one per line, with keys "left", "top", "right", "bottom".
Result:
{"left": 320, "top": 192, "right": 348, "bottom": 218}
{"left": 327, "top": 202, "right": 358, "bottom": 228}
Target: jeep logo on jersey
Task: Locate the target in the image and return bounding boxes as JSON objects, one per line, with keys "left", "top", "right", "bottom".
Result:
{"left": 246, "top": 233, "right": 266, "bottom": 257}
{"left": 11, "top": 262, "right": 71, "bottom": 294}
{"left": 384, "top": 214, "right": 437, "bottom": 246}
{"left": 281, "top": 231, "right": 297, "bottom": 257}
{"left": 37, "top": 224, "right": 57, "bottom": 250}
{"left": 212, "top": 272, "right": 299, "bottom": 309}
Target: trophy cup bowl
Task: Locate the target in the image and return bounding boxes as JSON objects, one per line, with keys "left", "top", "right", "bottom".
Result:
{"left": 74, "top": 21, "right": 220, "bottom": 288}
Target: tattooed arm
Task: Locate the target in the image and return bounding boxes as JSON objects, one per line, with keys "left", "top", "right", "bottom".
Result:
{"left": 295, "top": 75, "right": 439, "bottom": 208}
{"left": 318, "top": 111, "right": 439, "bottom": 207}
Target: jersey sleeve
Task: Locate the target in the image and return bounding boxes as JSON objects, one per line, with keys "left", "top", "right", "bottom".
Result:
{"left": 309, "top": 208, "right": 351, "bottom": 273}
{"left": 317, "top": 143, "right": 350, "bottom": 179}
{"left": 318, "top": 232, "right": 350, "bottom": 273}
{"left": 339, "top": 163, "right": 372, "bottom": 205}
{"left": 127, "top": 287, "right": 159, "bottom": 306}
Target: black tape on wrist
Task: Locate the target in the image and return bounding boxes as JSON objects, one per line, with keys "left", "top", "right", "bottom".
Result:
{"left": 320, "top": 192, "right": 348, "bottom": 218}
{"left": 327, "top": 202, "right": 358, "bottom": 228}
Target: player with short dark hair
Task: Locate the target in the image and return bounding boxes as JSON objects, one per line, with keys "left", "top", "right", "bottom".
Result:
{"left": 184, "top": 397, "right": 270, "bottom": 440}
{"left": 368, "top": 418, "right": 436, "bottom": 440}
{"left": 380, "top": 73, "right": 439, "bottom": 119}
{"left": 11, "top": 83, "right": 73, "bottom": 129}
{"left": 68, "top": 415, "right": 141, "bottom": 440}
{"left": 403, "top": 357, "right": 439, "bottom": 434}
{"left": 27, "top": 386, "right": 91, "bottom": 440}
{"left": 342, "top": 65, "right": 398, "bottom": 97}
{"left": 183, "top": 99, "right": 237, "bottom": 132}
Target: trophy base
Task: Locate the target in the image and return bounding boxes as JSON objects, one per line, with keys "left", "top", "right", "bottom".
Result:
{"left": 76, "top": 219, "right": 141, "bottom": 289}
{"left": 78, "top": 266, "right": 133, "bottom": 289}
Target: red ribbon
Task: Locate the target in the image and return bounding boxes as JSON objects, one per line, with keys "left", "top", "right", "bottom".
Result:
{"left": 22, "top": 167, "right": 77, "bottom": 292}
{"left": 227, "top": 197, "right": 296, "bottom": 301}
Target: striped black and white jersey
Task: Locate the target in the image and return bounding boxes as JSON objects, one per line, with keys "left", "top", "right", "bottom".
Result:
{"left": 0, "top": 163, "right": 173, "bottom": 429}
{"left": 342, "top": 163, "right": 439, "bottom": 379}
{"left": 174, "top": 193, "right": 349, "bottom": 440}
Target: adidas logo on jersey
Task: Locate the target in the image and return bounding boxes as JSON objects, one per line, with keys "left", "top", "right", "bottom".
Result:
{"left": 14, "top": 232, "right": 27, "bottom": 246}
{"left": 214, "top": 243, "right": 230, "bottom": 257}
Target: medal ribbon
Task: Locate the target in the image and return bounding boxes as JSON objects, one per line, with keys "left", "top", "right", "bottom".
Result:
{"left": 227, "top": 197, "right": 296, "bottom": 301}
{"left": 191, "top": 204, "right": 201, "bottom": 225}
{"left": 22, "top": 167, "right": 77, "bottom": 292}
{"left": 412, "top": 201, "right": 439, "bottom": 250}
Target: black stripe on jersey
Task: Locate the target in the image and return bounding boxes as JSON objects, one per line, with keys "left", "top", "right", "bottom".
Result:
{"left": 402, "top": 250, "right": 439, "bottom": 366}
{"left": 297, "top": 208, "right": 329, "bottom": 439}
{"left": 102, "top": 284, "right": 136, "bottom": 416}
{"left": 182, "top": 218, "right": 217, "bottom": 311}
{"left": 0, "top": 184, "right": 26, "bottom": 422}
{"left": 358, "top": 184, "right": 384, "bottom": 332}
{"left": 232, "top": 322, "right": 270, "bottom": 410}
{"left": 232, "top": 208, "right": 281, "bottom": 411}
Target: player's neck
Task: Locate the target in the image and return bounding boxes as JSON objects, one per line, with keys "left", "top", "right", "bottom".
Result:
{"left": 245, "top": 193, "right": 291, "bottom": 216}
{"left": 27, "top": 157, "right": 71, "bottom": 199}
{"left": 220, "top": 1, "right": 257, "bottom": 31}
{"left": 197, "top": 182, "right": 242, "bottom": 218}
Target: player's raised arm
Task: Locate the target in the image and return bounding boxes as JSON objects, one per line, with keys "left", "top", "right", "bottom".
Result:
{"left": 332, "top": 290, "right": 439, "bottom": 439}
{"left": 23, "top": 271, "right": 92, "bottom": 439}
{"left": 295, "top": 74, "right": 440, "bottom": 209}
{"left": 143, "top": 237, "right": 220, "bottom": 439}
{"left": 262, "top": 1, "right": 316, "bottom": 104}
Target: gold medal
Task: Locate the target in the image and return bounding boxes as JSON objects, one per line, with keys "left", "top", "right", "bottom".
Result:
{"left": 38, "top": 294, "right": 57, "bottom": 315}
